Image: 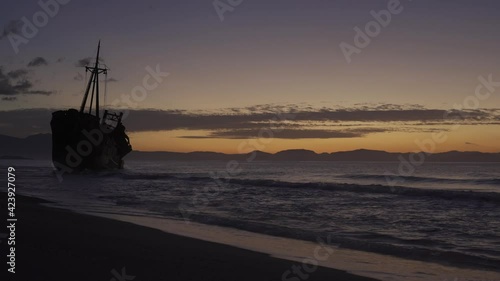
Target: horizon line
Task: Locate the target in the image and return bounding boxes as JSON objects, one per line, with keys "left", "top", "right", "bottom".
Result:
{"left": 132, "top": 149, "right": 500, "bottom": 155}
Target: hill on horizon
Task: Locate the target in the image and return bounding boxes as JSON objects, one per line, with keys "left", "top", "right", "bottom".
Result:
{"left": 1, "top": 133, "right": 498, "bottom": 162}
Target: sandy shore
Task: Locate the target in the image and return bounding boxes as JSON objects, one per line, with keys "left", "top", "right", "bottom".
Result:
{"left": 1, "top": 193, "right": 378, "bottom": 281}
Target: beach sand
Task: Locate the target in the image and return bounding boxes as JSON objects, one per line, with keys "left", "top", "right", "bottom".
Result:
{"left": 3, "top": 193, "right": 378, "bottom": 281}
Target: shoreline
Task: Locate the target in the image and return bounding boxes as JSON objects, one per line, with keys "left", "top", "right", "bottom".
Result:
{"left": 90, "top": 212, "right": 500, "bottom": 281}
{"left": 1, "top": 192, "right": 378, "bottom": 281}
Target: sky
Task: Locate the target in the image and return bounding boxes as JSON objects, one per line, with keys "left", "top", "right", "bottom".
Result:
{"left": 0, "top": 0, "right": 499, "bottom": 153}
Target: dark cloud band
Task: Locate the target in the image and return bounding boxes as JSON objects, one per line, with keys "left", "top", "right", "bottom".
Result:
{"left": 0, "top": 106, "right": 498, "bottom": 138}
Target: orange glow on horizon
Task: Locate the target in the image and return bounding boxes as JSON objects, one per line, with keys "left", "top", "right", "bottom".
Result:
{"left": 128, "top": 125, "right": 500, "bottom": 154}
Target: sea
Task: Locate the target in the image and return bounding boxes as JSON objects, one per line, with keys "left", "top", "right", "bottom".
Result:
{"left": 3, "top": 159, "right": 500, "bottom": 280}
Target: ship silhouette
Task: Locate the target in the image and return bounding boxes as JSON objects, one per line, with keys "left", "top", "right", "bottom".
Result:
{"left": 51, "top": 42, "right": 132, "bottom": 172}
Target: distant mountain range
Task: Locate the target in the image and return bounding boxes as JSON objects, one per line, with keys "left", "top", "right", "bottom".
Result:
{"left": 129, "top": 149, "right": 500, "bottom": 162}
{"left": 1, "top": 133, "right": 498, "bottom": 162}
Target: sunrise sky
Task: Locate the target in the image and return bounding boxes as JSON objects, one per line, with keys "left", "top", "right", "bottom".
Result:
{"left": 1, "top": 0, "right": 499, "bottom": 153}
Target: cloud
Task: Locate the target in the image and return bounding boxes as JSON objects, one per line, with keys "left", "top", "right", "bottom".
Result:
{"left": 12, "top": 79, "right": 32, "bottom": 92}
{"left": 74, "top": 73, "right": 84, "bottom": 81}
{"left": 181, "top": 128, "right": 386, "bottom": 139}
{"left": 75, "top": 57, "right": 104, "bottom": 67}
{"left": 27, "top": 57, "right": 48, "bottom": 67}
{"left": 0, "top": 109, "right": 52, "bottom": 136}
{"left": 106, "top": 77, "right": 118, "bottom": 82}
{"left": 1, "top": 105, "right": 498, "bottom": 138}
{"left": 7, "top": 69, "right": 28, "bottom": 79}
{"left": 0, "top": 67, "right": 54, "bottom": 97}
{"left": 27, "top": 90, "right": 53, "bottom": 95}
{"left": 0, "top": 20, "right": 22, "bottom": 40}
{"left": 75, "top": 57, "right": 92, "bottom": 67}
{"left": 115, "top": 106, "right": 499, "bottom": 134}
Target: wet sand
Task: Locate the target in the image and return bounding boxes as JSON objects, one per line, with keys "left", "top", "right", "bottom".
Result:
{"left": 2, "top": 193, "right": 378, "bottom": 281}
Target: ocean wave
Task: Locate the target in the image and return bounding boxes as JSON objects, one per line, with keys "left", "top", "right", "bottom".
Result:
{"left": 339, "top": 173, "right": 500, "bottom": 185}
{"left": 184, "top": 214, "right": 500, "bottom": 271}
{"left": 118, "top": 171, "right": 500, "bottom": 203}
{"left": 226, "top": 178, "right": 500, "bottom": 203}
{"left": 122, "top": 172, "right": 176, "bottom": 180}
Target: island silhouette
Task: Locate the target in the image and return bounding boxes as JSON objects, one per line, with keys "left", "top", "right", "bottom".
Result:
{"left": 1, "top": 133, "right": 499, "bottom": 162}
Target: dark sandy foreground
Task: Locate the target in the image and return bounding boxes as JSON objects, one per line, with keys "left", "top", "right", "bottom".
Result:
{"left": 1, "top": 193, "right": 378, "bottom": 281}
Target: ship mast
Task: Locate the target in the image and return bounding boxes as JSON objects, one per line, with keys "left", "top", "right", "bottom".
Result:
{"left": 79, "top": 41, "right": 108, "bottom": 119}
